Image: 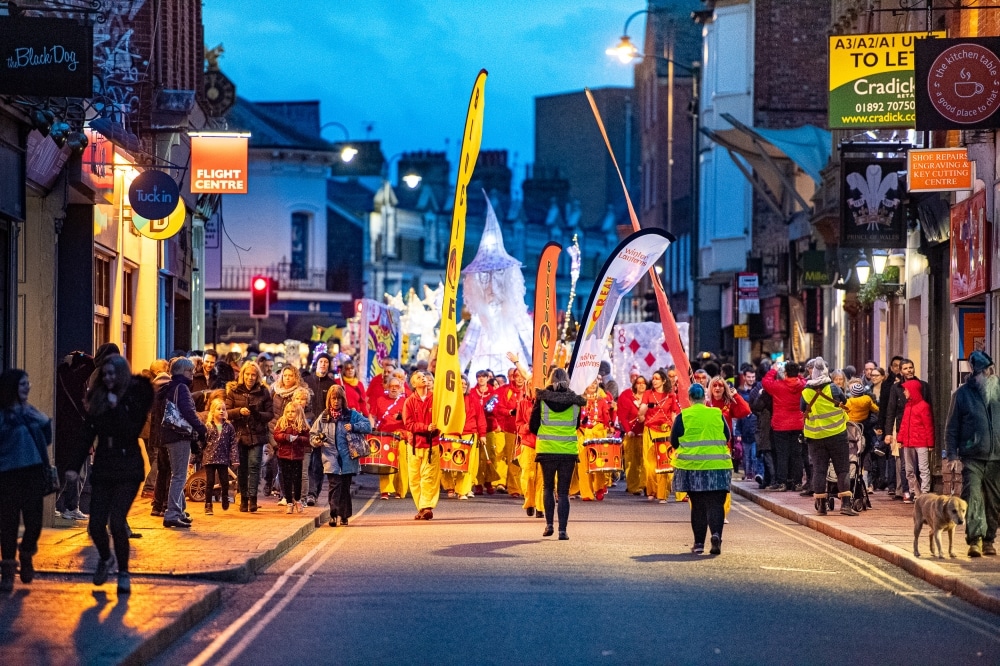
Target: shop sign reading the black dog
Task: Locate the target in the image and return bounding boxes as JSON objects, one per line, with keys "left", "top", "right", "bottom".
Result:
{"left": 0, "top": 17, "right": 93, "bottom": 98}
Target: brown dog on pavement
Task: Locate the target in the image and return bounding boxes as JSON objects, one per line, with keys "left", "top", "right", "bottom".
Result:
{"left": 913, "top": 493, "right": 968, "bottom": 559}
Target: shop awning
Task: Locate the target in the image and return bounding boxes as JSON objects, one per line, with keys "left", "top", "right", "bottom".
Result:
{"left": 702, "top": 114, "right": 832, "bottom": 220}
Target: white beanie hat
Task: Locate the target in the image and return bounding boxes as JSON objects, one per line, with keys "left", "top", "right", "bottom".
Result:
{"left": 811, "top": 357, "right": 829, "bottom": 381}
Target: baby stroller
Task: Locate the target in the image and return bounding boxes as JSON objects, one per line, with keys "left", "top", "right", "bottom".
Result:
{"left": 185, "top": 464, "right": 238, "bottom": 503}
{"left": 824, "top": 421, "right": 871, "bottom": 512}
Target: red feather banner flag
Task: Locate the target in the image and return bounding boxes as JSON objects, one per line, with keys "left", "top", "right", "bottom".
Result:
{"left": 532, "top": 242, "right": 562, "bottom": 390}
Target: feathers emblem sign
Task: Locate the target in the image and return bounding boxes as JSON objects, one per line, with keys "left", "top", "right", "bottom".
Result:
{"left": 840, "top": 157, "right": 907, "bottom": 248}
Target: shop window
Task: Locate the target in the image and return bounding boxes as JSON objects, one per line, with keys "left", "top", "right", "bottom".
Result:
{"left": 94, "top": 252, "right": 112, "bottom": 350}
{"left": 121, "top": 264, "right": 136, "bottom": 363}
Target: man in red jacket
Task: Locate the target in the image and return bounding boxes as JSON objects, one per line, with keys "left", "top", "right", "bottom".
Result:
{"left": 898, "top": 379, "right": 933, "bottom": 501}
{"left": 494, "top": 368, "right": 526, "bottom": 497}
{"left": 762, "top": 362, "right": 806, "bottom": 491}
{"left": 471, "top": 370, "right": 501, "bottom": 494}
{"left": 402, "top": 371, "right": 440, "bottom": 520}
{"left": 372, "top": 375, "right": 408, "bottom": 500}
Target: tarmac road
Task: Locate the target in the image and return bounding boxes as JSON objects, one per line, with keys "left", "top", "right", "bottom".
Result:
{"left": 153, "top": 485, "right": 1000, "bottom": 666}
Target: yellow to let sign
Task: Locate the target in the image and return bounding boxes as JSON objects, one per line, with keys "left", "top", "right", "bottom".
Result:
{"left": 907, "top": 148, "right": 975, "bottom": 192}
{"left": 734, "top": 324, "right": 749, "bottom": 339}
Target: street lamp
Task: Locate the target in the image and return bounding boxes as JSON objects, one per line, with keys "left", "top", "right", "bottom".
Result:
{"left": 379, "top": 153, "right": 423, "bottom": 298}
{"left": 607, "top": 7, "right": 701, "bottom": 356}
{"left": 855, "top": 258, "right": 871, "bottom": 285}
{"left": 871, "top": 250, "right": 888, "bottom": 277}
{"left": 320, "top": 121, "right": 358, "bottom": 163}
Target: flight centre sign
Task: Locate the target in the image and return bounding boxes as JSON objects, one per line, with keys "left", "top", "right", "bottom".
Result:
{"left": 829, "top": 31, "right": 945, "bottom": 129}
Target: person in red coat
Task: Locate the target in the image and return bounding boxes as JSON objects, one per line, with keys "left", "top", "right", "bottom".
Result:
{"left": 336, "top": 360, "right": 369, "bottom": 418}
{"left": 273, "top": 402, "right": 310, "bottom": 514}
{"left": 762, "top": 362, "right": 806, "bottom": 491}
{"left": 639, "top": 369, "right": 680, "bottom": 502}
{"left": 402, "top": 371, "right": 439, "bottom": 520}
{"left": 898, "top": 379, "right": 933, "bottom": 501}
{"left": 471, "top": 370, "right": 501, "bottom": 494}
{"left": 365, "top": 357, "right": 397, "bottom": 408}
{"left": 617, "top": 375, "right": 648, "bottom": 495}
{"left": 372, "top": 375, "right": 408, "bottom": 500}
{"left": 494, "top": 369, "right": 526, "bottom": 497}
{"left": 441, "top": 376, "right": 487, "bottom": 499}
{"left": 575, "top": 378, "right": 616, "bottom": 501}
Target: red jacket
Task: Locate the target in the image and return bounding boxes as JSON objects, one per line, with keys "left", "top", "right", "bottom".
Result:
{"left": 402, "top": 390, "right": 437, "bottom": 449}
{"left": 582, "top": 393, "right": 615, "bottom": 430}
{"left": 516, "top": 393, "right": 537, "bottom": 449}
{"left": 708, "top": 393, "right": 751, "bottom": 442}
{"left": 460, "top": 393, "right": 488, "bottom": 438}
{"left": 617, "top": 390, "right": 643, "bottom": 435}
{"left": 372, "top": 392, "right": 406, "bottom": 434}
{"left": 366, "top": 373, "right": 387, "bottom": 407}
{"left": 762, "top": 368, "right": 806, "bottom": 431}
{"left": 337, "top": 378, "right": 369, "bottom": 417}
{"left": 641, "top": 389, "right": 680, "bottom": 431}
{"left": 898, "top": 379, "right": 934, "bottom": 448}
{"left": 471, "top": 386, "right": 500, "bottom": 432}
{"left": 494, "top": 384, "right": 523, "bottom": 433}
{"left": 273, "top": 425, "right": 309, "bottom": 460}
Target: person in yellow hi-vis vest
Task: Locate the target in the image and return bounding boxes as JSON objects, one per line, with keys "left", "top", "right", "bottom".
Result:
{"left": 670, "top": 383, "right": 733, "bottom": 555}
{"left": 801, "top": 357, "right": 858, "bottom": 516}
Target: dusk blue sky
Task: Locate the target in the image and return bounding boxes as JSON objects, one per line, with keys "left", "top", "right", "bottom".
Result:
{"left": 203, "top": 1, "right": 642, "bottom": 187}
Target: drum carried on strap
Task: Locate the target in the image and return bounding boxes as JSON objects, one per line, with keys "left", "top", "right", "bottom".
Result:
{"left": 652, "top": 435, "right": 674, "bottom": 474}
{"left": 440, "top": 435, "right": 474, "bottom": 473}
{"left": 359, "top": 431, "right": 402, "bottom": 475}
{"left": 584, "top": 437, "right": 623, "bottom": 473}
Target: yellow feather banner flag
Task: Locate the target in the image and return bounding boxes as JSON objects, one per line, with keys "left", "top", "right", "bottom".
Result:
{"left": 433, "top": 69, "right": 487, "bottom": 432}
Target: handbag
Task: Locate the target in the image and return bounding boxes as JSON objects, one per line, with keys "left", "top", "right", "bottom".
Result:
{"left": 18, "top": 413, "right": 59, "bottom": 496}
{"left": 161, "top": 385, "right": 194, "bottom": 438}
{"left": 345, "top": 427, "right": 369, "bottom": 460}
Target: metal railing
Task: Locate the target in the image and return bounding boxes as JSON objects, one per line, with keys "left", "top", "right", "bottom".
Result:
{"left": 219, "top": 264, "right": 327, "bottom": 291}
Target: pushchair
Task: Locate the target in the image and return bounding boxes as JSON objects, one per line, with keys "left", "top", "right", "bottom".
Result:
{"left": 824, "top": 421, "right": 871, "bottom": 513}
{"left": 184, "top": 464, "right": 238, "bottom": 503}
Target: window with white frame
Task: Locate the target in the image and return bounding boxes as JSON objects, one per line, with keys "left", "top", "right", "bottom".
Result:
{"left": 94, "top": 252, "right": 113, "bottom": 350}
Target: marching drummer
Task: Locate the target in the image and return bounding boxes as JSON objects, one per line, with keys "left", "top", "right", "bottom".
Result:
{"left": 440, "top": 376, "right": 487, "bottom": 500}
{"left": 402, "top": 371, "right": 441, "bottom": 520}
{"left": 494, "top": 368, "right": 526, "bottom": 497}
{"left": 471, "top": 370, "right": 501, "bottom": 495}
{"left": 575, "top": 378, "right": 616, "bottom": 501}
{"left": 372, "top": 375, "right": 408, "bottom": 500}
{"left": 639, "top": 368, "right": 680, "bottom": 503}
{"left": 507, "top": 352, "right": 545, "bottom": 520}
{"left": 617, "top": 373, "right": 648, "bottom": 496}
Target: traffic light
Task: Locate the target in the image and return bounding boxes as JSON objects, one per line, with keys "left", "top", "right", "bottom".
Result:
{"left": 643, "top": 291, "right": 659, "bottom": 322}
{"left": 250, "top": 275, "right": 269, "bottom": 318}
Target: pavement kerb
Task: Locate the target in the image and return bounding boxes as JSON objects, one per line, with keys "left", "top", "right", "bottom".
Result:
{"left": 120, "top": 585, "right": 223, "bottom": 666}
{"left": 731, "top": 484, "right": 1000, "bottom": 615}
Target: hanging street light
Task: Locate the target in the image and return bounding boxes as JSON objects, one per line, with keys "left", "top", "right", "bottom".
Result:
{"left": 855, "top": 258, "right": 871, "bottom": 285}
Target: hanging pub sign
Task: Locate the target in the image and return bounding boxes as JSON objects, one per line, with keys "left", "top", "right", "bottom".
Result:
{"left": 840, "top": 156, "right": 907, "bottom": 249}
{"left": 133, "top": 198, "right": 187, "bottom": 241}
{"left": 0, "top": 17, "right": 93, "bottom": 97}
{"left": 128, "top": 169, "right": 180, "bottom": 221}
{"left": 801, "top": 250, "right": 833, "bottom": 286}
{"left": 828, "top": 31, "right": 945, "bottom": 129}
{"left": 190, "top": 133, "right": 249, "bottom": 194}
{"left": 915, "top": 37, "right": 1000, "bottom": 131}
{"left": 950, "top": 189, "right": 989, "bottom": 303}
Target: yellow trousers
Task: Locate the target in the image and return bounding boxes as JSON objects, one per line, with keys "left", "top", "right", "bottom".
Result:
{"left": 623, "top": 433, "right": 644, "bottom": 494}
{"left": 517, "top": 446, "right": 545, "bottom": 512}
{"left": 407, "top": 446, "right": 441, "bottom": 511}
{"left": 379, "top": 439, "right": 409, "bottom": 498}
{"left": 643, "top": 428, "right": 670, "bottom": 500}
{"left": 476, "top": 431, "right": 502, "bottom": 486}
{"left": 576, "top": 427, "right": 610, "bottom": 500}
{"left": 500, "top": 432, "right": 523, "bottom": 496}
{"left": 441, "top": 436, "right": 479, "bottom": 496}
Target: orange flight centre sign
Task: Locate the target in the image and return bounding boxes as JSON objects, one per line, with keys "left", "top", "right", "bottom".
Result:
{"left": 191, "top": 134, "right": 249, "bottom": 193}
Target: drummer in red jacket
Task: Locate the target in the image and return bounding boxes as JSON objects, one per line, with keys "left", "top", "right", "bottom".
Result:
{"left": 441, "top": 376, "right": 487, "bottom": 500}
{"left": 402, "top": 371, "right": 440, "bottom": 520}
{"left": 575, "top": 378, "right": 617, "bottom": 501}
{"left": 372, "top": 374, "right": 408, "bottom": 500}
{"left": 494, "top": 368, "right": 526, "bottom": 497}
{"left": 470, "top": 370, "right": 501, "bottom": 495}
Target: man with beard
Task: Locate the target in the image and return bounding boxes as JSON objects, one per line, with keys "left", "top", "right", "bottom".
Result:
{"left": 946, "top": 351, "right": 1000, "bottom": 557}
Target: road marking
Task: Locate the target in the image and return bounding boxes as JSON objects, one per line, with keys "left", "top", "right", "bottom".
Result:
{"left": 188, "top": 495, "right": 378, "bottom": 666}
{"left": 760, "top": 566, "right": 838, "bottom": 574}
{"left": 733, "top": 500, "right": 1000, "bottom": 641}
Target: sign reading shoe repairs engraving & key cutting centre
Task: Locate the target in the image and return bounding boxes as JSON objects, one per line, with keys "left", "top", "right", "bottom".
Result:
{"left": 829, "top": 31, "right": 945, "bottom": 129}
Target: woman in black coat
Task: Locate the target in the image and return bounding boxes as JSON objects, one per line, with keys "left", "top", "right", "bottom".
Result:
{"left": 84, "top": 354, "right": 153, "bottom": 594}
{"left": 226, "top": 361, "right": 274, "bottom": 512}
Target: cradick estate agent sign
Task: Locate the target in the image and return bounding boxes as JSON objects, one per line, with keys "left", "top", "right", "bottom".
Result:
{"left": 829, "top": 31, "right": 944, "bottom": 129}
{"left": 915, "top": 37, "right": 1000, "bottom": 131}
{"left": 0, "top": 17, "right": 93, "bottom": 97}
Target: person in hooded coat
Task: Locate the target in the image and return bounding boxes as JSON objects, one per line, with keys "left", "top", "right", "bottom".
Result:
{"left": 945, "top": 351, "right": 1000, "bottom": 557}
{"left": 897, "top": 379, "right": 933, "bottom": 501}
{"left": 800, "top": 357, "right": 857, "bottom": 517}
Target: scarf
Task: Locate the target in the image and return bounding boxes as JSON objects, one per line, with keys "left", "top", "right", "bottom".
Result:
{"left": 341, "top": 376, "right": 359, "bottom": 388}
{"left": 273, "top": 383, "right": 299, "bottom": 400}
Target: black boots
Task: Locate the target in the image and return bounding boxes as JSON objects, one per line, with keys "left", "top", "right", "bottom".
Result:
{"left": 0, "top": 560, "right": 15, "bottom": 593}
{"left": 840, "top": 498, "right": 859, "bottom": 516}
{"left": 248, "top": 497, "right": 258, "bottom": 513}
{"left": 18, "top": 550, "right": 33, "bottom": 583}
{"left": 240, "top": 497, "right": 249, "bottom": 512}
{"left": 205, "top": 502, "right": 214, "bottom": 516}
{"left": 814, "top": 496, "right": 828, "bottom": 515}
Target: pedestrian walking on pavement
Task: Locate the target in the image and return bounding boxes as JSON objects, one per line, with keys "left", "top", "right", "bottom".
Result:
{"left": 945, "top": 350, "right": 1000, "bottom": 557}
{"left": 670, "top": 384, "right": 732, "bottom": 555}
{"left": 226, "top": 361, "right": 274, "bottom": 513}
{"left": 201, "top": 398, "right": 238, "bottom": 514}
{"left": 898, "top": 379, "right": 933, "bottom": 500}
{"left": 157, "top": 358, "right": 208, "bottom": 527}
{"left": 762, "top": 361, "right": 806, "bottom": 491}
{"left": 0, "top": 369, "right": 52, "bottom": 592}
{"left": 311, "top": 385, "right": 371, "bottom": 526}
{"left": 529, "top": 367, "right": 586, "bottom": 540}
{"left": 84, "top": 355, "right": 154, "bottom": 594}
{"left": 304, "top": 353, "right": 337, "bottom": 506}
{"left": 274, "top": 402, "right": 310, "bottom": 514}
{"left": 801, "top": 358, "right": 857, "bottom": 517}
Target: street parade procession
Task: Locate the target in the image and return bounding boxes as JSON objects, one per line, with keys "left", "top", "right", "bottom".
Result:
{"left": 5, "top": 3, "right": 1000, "bottom": 663}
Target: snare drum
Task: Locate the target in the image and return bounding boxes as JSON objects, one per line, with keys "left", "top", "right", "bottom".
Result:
{"left": 359, "top": 431, "right": 401, "bottom": 475}
{"left": 652, "top": 435, "right": 674, "bottom": 474}
{"left": 584, "top": 437, "right": 623, "bottom": 473}
{"left": 440, "top": 435, "right": 474, "bottom": 473}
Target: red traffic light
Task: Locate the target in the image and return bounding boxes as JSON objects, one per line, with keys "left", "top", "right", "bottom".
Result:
{"left": 250, "top": 275, "right": 269, "bottom": 318}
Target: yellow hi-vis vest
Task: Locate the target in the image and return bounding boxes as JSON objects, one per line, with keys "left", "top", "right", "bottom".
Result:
{"left": 536, "top": 402, "right": 580, "bottom": 455}
{"left": 801, "top": 384, "right": 847, "bottom": 439}
{"left": 673, "top": 403, "right": 731, "bottom": 471}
